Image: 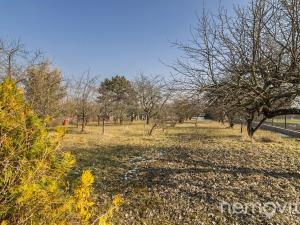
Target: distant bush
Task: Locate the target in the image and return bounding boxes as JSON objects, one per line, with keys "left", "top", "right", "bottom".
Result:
{"left": 0, "top": 78, "right": 123, "bottom": 224}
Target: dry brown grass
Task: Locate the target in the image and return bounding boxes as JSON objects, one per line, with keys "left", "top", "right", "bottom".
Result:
{"left": 62, "top": 120, "right": 300, "bottom": 224}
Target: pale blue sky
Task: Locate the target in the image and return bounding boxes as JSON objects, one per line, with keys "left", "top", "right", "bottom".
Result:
{"left": 0, "top": 0, "right": 245, "bottom": 79}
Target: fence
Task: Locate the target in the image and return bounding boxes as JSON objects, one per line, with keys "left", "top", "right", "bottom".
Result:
{"left": 252, "top": 121, "right": 300, "bottom": 138}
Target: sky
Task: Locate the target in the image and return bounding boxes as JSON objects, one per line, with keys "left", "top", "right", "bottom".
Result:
{"left": 0, "top": 0, "right": 244, "bottom": 80}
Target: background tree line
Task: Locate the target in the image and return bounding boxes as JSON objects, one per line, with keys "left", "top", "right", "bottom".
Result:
{"left": 0, "top": 39, "right": 201, "bottom": 136}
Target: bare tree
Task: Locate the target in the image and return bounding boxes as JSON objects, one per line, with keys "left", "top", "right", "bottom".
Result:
{"left": 73, "top": 72, "right": 97, "bottom": 132}
{"left": 172, "top": 0, "right": 300, "bottom": 137}
{"left": 97, "top": 83, "right": 113, "bottom": 134}
{"left": 0, "top": 39, "right": 27, "bottom": 81}
{"left": 0, "top": 39, "right": 45, "bottom": 84}
{"left": 134, "top": 73, "right": 169, "bottom": 125}
{"left": 134, "top": 73, "right": 171, "bottom": 135}
{"left": 171, "top": 97, "right": 201, "bottom": 123}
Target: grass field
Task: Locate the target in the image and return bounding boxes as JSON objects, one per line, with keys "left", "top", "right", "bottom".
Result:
{"left": 62, "top": 120, "right": 300, "bottom": 224}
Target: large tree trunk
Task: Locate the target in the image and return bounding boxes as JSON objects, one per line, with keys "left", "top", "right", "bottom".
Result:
{"left": 246, "top": 116, "right": 267, "bottom": 138}
{"left": 246, "top": 119, "right": 254, "bottom": 138}
{"left": 146, "top": 115, "right": 150, "bottom": 124}
{"left": 227, "top": 114, "right": 235, "bottom": 128}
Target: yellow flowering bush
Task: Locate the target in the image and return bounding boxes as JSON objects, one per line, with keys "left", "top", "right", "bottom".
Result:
{"left": 98, "top": 195, "right": 124, "bottom": 225}
{"left": 0, "top": 79, "right": 123, "bottom": 224}
{"left": 74, "top": 170, "right": 95, "bottom": 224}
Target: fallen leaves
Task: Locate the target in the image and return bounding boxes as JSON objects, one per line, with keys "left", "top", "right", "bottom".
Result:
{"left": 62, "top": 121, "right": 300, "bottom": 224}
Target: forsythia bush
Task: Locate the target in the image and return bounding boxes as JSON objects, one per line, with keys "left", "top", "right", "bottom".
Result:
{"left": 98, "top": 195, "right": 124, "bottom": 225}
{"left": 75, "top": 170, "right": 95, "bottom": 224}
{"left": 0, "top": 79, "right": 123, "bottom": 224}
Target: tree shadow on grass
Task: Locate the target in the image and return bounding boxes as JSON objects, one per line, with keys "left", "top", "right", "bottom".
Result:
{"left": 68, "top": 140, "right": 300, "bottom": 196}
{"left": 168, "top": 132, "right": 241, "bottom": 143}
{"left": 65, "top": 138, "right": 300, "bottom": 224}
{"left": 170, "top": 126, "right": 226, "bottom": 132}
{"left": 123, "top": 152, "right": 300, "bottom": 222}
{"left": 66, "top": 144, "right": 154, "bottom": 192}
{"left": 66, "top": 129, "right": 86, "bottom": 134}
{"left": 142, "top": 159, "right": 300, "bottom": 183}
{"left": 63, "top": 122, "right": 300, "bottom": 224}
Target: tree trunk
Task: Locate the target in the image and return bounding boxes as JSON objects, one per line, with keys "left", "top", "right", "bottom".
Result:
{"left": 76, "top": 115, "right": 79, "bottom": 128}
{"left": 246, "top": 119, "right": 254, "bottom": 138}
{"left": 240, "top": 120, "right": 243, "bottom": 133}
{"left": 246, "top": 117, "right": 266, "bottom": 138}
{"left": 102, "top": 118, "right": 105, "bottom": 134}
{"left": 284, "top": 115, "right": 287, "bottom": 129}
{"left": 97, "top": 115, "right": 100, "bottom": 126}
{"left": 81, "top": 113, "right": 85, "bottom": 132}
{"left": 81, "top": 118, "right": 85, "bottom": 132}
{"left": 149, "top": 123, "right": 157, "bottom": 135}
{"left": 146, "top": 115, "right": 150, "bottom": 124}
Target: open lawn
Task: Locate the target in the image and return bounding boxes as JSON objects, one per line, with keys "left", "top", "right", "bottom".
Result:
{"left": 62, "top": 120, "right": 300, "bottom": 224}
